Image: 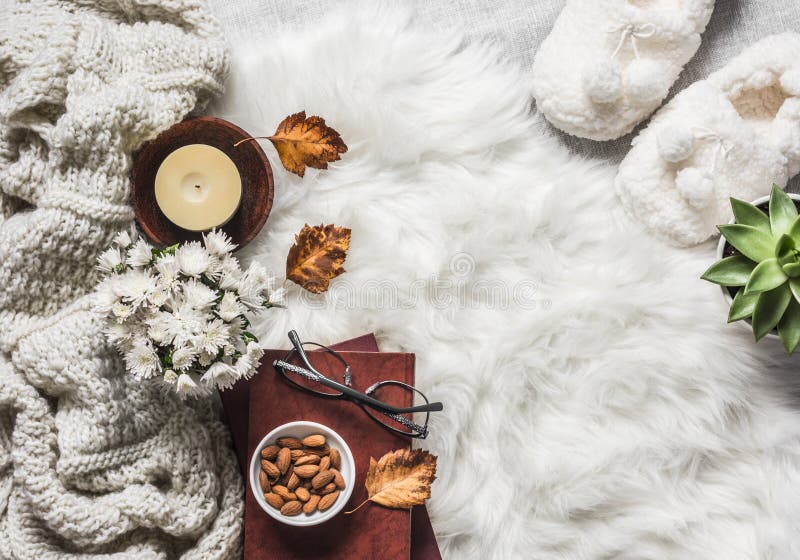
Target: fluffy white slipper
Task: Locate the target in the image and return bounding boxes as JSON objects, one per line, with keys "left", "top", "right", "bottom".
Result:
{"left": 616, "top": 32, "right": 800, "bottom": 246}
{"left": 532, "top": 0, "right": 714, "bottom": 141}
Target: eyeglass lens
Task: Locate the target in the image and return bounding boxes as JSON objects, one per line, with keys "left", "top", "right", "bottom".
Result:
{"left": 363, "top": 380, "right": 430, "bottom": 436}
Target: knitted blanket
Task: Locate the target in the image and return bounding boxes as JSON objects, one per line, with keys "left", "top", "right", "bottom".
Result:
{"left": 0, "top": 1, "right": 243, "bottom": 558}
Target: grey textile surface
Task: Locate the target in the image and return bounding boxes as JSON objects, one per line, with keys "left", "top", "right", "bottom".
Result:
{"left": 207, "top": 0, "right": 800, "bottom": 189}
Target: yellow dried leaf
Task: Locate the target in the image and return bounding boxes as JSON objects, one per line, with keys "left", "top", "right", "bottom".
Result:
{"left": 345, "top": 449, "right": 437, "bottom": 514}
{"left": 286, "top": 223, "right": 351, "bottom": 294}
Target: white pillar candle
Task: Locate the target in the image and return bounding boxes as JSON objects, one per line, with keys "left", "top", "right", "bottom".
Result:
{"left": 154, "top": 144, "right": 242, "bottom": 232}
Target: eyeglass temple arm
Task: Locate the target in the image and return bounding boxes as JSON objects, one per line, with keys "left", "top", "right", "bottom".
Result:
{"left": 336, "top": 382, "right": 443, "bottom": 413}
{"left": 275, "top": 356, "right": 444, "bottom": 414}
{"left": 288, "top": 330, "right": 310, "bottom": 362}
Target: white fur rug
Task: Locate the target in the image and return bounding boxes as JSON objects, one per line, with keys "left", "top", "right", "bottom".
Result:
{"left": 214, "top": 7, "right": 800, "bottom": 559}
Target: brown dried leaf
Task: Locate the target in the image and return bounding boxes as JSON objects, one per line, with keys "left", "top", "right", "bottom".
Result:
{"left": 345, "top": 449, "right": 437, "bottom": 514}
{"left": 266, "top": 111, "right": 348, "bottom": 177}
{"left": 286, "top": 224, "right": 351, "bottom": 294}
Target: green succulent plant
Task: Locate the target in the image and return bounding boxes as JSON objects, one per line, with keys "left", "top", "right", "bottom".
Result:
{"left": 702, "top": 185, "right": 800, "bottom": 353}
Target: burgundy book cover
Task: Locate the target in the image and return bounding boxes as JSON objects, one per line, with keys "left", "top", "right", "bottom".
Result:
{"left": 220, "top": 333, "right": 379, "bottom": 477}
{"left": 245, "top": 349, "right": 415, "bottom": 559}
{"left": 220, "top": 334, "right": 441, "bottom": 560}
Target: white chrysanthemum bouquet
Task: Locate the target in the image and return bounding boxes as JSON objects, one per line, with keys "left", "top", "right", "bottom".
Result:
{"left": 94, "top": 229, "right": 284, "bottom": 397}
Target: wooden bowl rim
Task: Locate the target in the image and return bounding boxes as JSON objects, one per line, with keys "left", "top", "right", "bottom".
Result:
{"left": 131, "top": 116, "right": 273, "bottom": 251}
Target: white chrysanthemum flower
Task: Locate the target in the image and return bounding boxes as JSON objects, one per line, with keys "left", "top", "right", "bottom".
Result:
{"left": 218, "top": 255, "right": 243, "bottom": 290}
{"left": 113, "top": 230, "right": 132, "bottom": 248}
{"left": 246, "top": 341, "right": 265, "bottom": 363}
{"left": 234, "top": 352, "right": 257, "bottom": 380}
{"left": 204, "top": 230, "right": 237, "bottom": 256}
{"left": 223, "top": 343, "right": 236, "bottom": 356}
{"left": 218, "top": 291, "right": 244, "bottom": 322}
{"left": 112, "top": 302, "right": 133, "bottom": 321}
{"left": 104, "top": 322, "right": 132, "bottom": 347}
{"left": 125, "top": 343, "right": 161, "bottom": 379}
{"left": 127, "top": 238, "right": 153, "bottom": 268}
{"left": 155, "top": 254, "right": 181, "bottom": 291}
{"left": 146, "top": 320, "right": 170, "bottom": 345}
{"left": 201, "top": 361, "right": 238, "bottom": 389}
{"left": 94, "top": 281, "right": 119, "bottom": 315}
{"left": 205, "top": 254, "right": 223, "bottom": 280}
{"left": 146, "top": 310, "right": 173, "bottom": 335}
{"left": 174, "top": 372, "right": 212, "bottom": 398}
{"left": 163, "top": 369, "right": 178, "bottom": 384}
{"left": 176, "top": 241, "right": 211, "bottom": 277}
{"left": 238, "top": 263, "right": 273, "bottom": 309}
{"left": 148, "top": 288, "right": 168, "bottom": 308}
{"left": 115, "top": 269, "right": 156, "bottom": 309}
{"left": 197, "top": 319, "right": 230, "bottom": 355}
{"left": 172, "top": 345, "right": 197, "bottom": 371}
{"left": 167, "top": 303, "right": 206, "bottom": 348}
{"left": 182, "top": 279, "right": 218, "bottom": 310}
{"left": 268, "top": 287, "right": 286, "bottom": 306}
{"left": 97, "top": 247, "right": 124, "bottom": 274}
{"left": 198, "top": 350, "right": 214, "bottom": 367}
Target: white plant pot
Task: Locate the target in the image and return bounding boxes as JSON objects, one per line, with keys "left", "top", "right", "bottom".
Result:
{"left": 715, "top": 192, "right": 800, "bottom": 341}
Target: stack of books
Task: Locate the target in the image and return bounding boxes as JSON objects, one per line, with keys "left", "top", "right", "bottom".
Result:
{"left": 221, "top": 334, "right": 440, "bottom": 560}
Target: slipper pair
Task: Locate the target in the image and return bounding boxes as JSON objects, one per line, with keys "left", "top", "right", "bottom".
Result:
{"left": 533, "top": 2, "right": 800, "bottom": 246}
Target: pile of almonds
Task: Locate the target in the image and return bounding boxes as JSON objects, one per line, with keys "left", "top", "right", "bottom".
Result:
{"left": 259, "top": 434, "right": 346, "bottom": 517}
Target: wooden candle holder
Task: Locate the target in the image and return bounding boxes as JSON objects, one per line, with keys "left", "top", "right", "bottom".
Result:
{"left": 131, "top": 116, "right": 273, "bottom": 249}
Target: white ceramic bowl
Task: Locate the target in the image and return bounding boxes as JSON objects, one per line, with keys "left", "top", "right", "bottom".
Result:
{"left": 249, "top": 421, "right": 356, "bottom": 527}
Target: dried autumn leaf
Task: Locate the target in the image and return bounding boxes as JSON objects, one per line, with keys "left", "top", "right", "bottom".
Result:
{"left": 345, "top": 449, "right": 437, "bottom": 514}
{"left": 235, "top": 111, "right": 347, "bottom": 177}
{"left": 286, "top": 224, "right": 351, "bottom": 294}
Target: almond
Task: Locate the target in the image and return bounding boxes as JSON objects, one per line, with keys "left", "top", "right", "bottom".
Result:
{"left": 260, "top": 445, "right": 280, "bottom": 460}
{"left": 303, "top": 495, "right": 321, "bottom": 514}
{"left": 258, "top": 470, "right": 270, "bottom": 492}
{"left": 264, "top": 492, "right": 284, "bottom": 509}
{"left": 317, "top": 490, "right": 340, "bottom": 511}
{"left": 294, "top": 464, "right": 320, "bottom": 479}
{"left": 312, "top": 470, "right": 334, "bottom": 490}
{"left": 272, "top": 485, "right": 296, "bottom": 501}
{"left": 287, "top": 472, "right": 300, "bottom": 491}
{"left": 318, "top": 482, "right": 337, "bottom": 495}
{"left": 290, "top": 449, "right": 306, "bottom": 460}
{"left": 319, "top": 456, "right": 331, "bottom": 471}
{"left": 294, "top": 455, "right": 320, "bottom": 467}
{"left": 329, "top": 448, "right": 341, "bottom": 470}
{"left": 281, "top": 500, "right": 303, "bottom": 516}
{"left": 304, "top": 444, "right": 330, "bottom": 457}
{"left": 295, "top": 487, "right": 311, "bottom": 502}
{"left": 276, "top": 437, "right": 303, "bottom": 450}
{"left": 276, "top": 447, "right": 292, "bottom": 474}
{"left": 261, "top": 460, "right": 280, "bottom": 479}
{"left": 302, "top": 434, "right": 327, "bottom": 448}
{"left": 330, "top": 468, "right": 345, "bottom": 490}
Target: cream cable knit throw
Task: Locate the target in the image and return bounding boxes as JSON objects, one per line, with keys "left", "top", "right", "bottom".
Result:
{"left": 0, "top": 1, "right": 243, "bottom": 558}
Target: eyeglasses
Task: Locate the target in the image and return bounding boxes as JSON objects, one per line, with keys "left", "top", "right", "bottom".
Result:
{"left": 272, "top": 330, "right": 443, "bottom": 438}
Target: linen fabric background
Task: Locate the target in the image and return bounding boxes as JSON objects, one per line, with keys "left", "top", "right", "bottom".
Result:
{"left": 207, "top": 0, "right": 800, "bottom": 189}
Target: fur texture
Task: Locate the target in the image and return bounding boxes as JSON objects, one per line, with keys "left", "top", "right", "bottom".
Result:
{"left": 617, "top": 32, "right": 800, "bottom": 246}
{"left": 214, "top": 7, "right": 800, "bottom": 559}
{"left": 532, "top": 0, "right": 715, "bottom": 140}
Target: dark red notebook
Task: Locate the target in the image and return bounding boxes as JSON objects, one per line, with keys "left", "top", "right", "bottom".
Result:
{"left": 245, "top": 348, "right": 416, "bottom": 559}
{"left": 220, "top": 334, "right": 440, "bottom": 560}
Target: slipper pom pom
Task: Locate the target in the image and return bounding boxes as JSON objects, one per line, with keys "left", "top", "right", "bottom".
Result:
{"left": 657, "top": 125, "right": 695, "bottom": 163}
{"left": 627, "top": 58, "right": 670, "bottom": 103}
{"left": 780, "top": 69, "right": 800, "bottom": 96}
{"left": 583, "top": 60, "right": 622, "bottom": 103}
{"left": 675, "top": 167, "right": 714, "bottom": 209}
